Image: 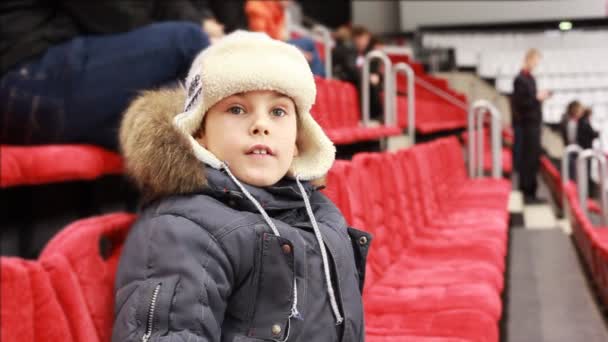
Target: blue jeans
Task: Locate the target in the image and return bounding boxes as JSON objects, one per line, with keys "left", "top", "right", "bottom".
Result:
{"left": 0, "top": 22, "right": 209, "bottom": 150}
{"left": 288, "top": 37, "right": 325, "bottom": 77}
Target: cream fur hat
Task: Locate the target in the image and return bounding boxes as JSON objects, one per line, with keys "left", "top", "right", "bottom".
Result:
{"left": 173, "top": 30, "right": 335, "bottom": 181}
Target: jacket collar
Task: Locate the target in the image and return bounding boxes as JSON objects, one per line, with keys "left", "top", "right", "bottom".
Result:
{"left": 202, "top": 167, "right": 316, "bottom": 212}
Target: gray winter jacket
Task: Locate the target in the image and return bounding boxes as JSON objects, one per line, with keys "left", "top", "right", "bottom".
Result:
{"left": 112, "top": 88, "right": 372, "bottom": 342}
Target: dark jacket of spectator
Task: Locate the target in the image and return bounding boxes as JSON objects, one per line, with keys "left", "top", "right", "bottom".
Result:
{"left": 207, "top": 0, "right": 247, "bottom": 33}
{"left": 559, "top": 100, "right": 583, "bottom": 147}
{"left": 576, "top": 110, "right": 599, "bottom": 149}
{"left": 511, "top": 70, "right": 542, "bottom": 124}
{"left": 332, "top": 39, "right": 360, "bottom": 85}
{"left": 1, "top": 0, "right": 213, "bottom": 74}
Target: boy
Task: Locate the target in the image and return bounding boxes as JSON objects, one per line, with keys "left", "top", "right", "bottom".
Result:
{"left": 113, "top": 31, "right": 371, "bottom": 341}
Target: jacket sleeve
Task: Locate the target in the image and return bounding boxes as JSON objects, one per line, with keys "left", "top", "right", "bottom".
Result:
{"left": 112, "top": 214, "right": 234, "bottom": 342}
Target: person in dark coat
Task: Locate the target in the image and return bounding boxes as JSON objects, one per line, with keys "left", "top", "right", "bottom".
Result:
{"left": 560, "top": 100, "right": 584, "bottom": 147}
{"left": 331, "top": 26, "right": 383, "bottom": 120}
{"left": 510, "top": 48, "right": 551, "bottom": 203}
{"left": 113, "top": 32, "right": 370, "bottom": 342}
{"left": 576, "top": 108, "right": 599, "bottom": 150}
{"left": 0, "top": 0, "right": 217, "bottom": 150}
{"left": 576, "top": 107, "right": 600, "bottom": 198}
{"left": 560, "top": 100, "right": 584, "bottom": 180}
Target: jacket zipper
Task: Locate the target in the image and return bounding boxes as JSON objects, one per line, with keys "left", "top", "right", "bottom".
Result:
{"left": 141, "top": 284, "right": 161, "bottom": 342}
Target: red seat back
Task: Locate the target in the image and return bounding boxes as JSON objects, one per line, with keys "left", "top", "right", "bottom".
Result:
{"left": 39, "top": 213, "right": 136, "bottom": 342}
{"left": 324, "top": 160, "right": 354, "bottom": 224}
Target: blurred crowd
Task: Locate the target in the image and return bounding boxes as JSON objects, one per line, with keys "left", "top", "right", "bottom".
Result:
{"left": 2, "top": 0, "right": 369, "bottom": 151}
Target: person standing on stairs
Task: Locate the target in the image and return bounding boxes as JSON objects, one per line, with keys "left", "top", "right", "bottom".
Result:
{"left": 511, "top": 48, "right": 552, "bottom": 203}
{"left": 576, "top": 107, "right": 600, "bottom": 198}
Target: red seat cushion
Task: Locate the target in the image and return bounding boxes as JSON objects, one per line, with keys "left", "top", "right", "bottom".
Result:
{"left": 366, "top": 309, "right": 498, "bottom": 342}
{"left": 314, "top": 78, "right": 403, "bottom": 144}
{"left": 1, "top": 145, "right": 123, "bottom": 188}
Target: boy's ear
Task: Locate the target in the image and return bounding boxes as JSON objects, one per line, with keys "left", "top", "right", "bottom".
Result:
{"left": 194, "top": 126, "right": 206, "bottom": 147}
{"left": 195, "top": 133, "right": 206, "bottom": 148}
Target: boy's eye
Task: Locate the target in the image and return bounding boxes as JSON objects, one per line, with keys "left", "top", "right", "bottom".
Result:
{"left": 228, "top": 106, "right": 245, "bottom": 115}
{"left": 271, "top": 108, "right": 287, "bottom": 117}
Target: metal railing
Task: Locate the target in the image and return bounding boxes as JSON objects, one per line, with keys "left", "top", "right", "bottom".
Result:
{"left": 415, "top": 77, "right": 468, "bottom": 111}
{"left": 287, "top": 24, "right": 334, "bottom": 79}
{"left": 467, "top": 100, "right": 503, "bottom": 179}
{"left": 562, "top": 144, "right": 583, "bottom": 187}
{"left": 311, "top": 26, "right": 333, "bottom": 79}
{"left": 576, "top": 149, "right": 608, "bottom": 225}
{"left": 362, "top": 50, "right": 393, "bottom": 126}
{"left": 392, "top": 62, "right": 415, "bottom": 143}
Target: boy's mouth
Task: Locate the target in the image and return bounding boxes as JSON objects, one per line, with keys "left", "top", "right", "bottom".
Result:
{"left": 246, "top": 144, "right": 274, "bottom": 156}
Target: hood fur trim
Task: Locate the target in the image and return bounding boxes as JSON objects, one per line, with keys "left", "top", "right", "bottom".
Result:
{"left": 119, "top": 88, "right": 206, "bottom": 199}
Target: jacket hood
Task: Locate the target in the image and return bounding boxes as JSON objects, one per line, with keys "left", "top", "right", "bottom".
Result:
{"left": 120, "top": 87, "right": 205, "bottom": 201}
{"left": 119, "top": 87, "right": 328, "bottom": 201}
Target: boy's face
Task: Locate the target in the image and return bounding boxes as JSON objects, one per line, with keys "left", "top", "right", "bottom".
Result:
{"left": 197, "top": 90, "right": 299, "bottom": 187}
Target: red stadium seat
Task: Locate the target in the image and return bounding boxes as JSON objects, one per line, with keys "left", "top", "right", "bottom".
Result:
{"left": 322, "top": 136, "right": 510, "bottom": 341}
{"left": 0, "top": 145, "right": 123, "bottom": 188}
{"left": 310, "top": 78, "right": 402, "bottom": 145}
{"left": 460, "top": 129, "right": 513, "bottom": 175}
{"left": 0, "top": 213, "right": 136, "bottom": 342}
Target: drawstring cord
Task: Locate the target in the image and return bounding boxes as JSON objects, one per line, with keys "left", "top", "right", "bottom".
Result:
{"left": 221, "top": 163, "right": 344, "bottom": 327}
{"left": 295, "top": 176, "right": 344, "bottom": 325}
{"left": 221, "top": 163, "right": 301, "bottom": 323}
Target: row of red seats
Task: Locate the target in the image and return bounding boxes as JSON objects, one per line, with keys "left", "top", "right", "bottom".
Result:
{"left": 324, "top": 136, "right": 511, "bottom": 342}
{"left": 1, "top": 137, "right": 510, "bottom": 342}
{"left": 562, "top": 177, "right": 608, "bottom": 306}
{"left": 391, "top": 59, "right": 470, "bottom": 133}
{"left": 538, "top": 154, "right": 607, "bottom": 306}
{"left": 460, "top": 128, "right": 513, "bottom": 175}
{"left": 539, "top": 155, "right": 602, "bottom": 218}
{"left": 0, "top": 145, "right": 122, "bottom": 188}
{"left": 293, "top": 34, "right": 471, "bottom": 136}
{"left": 311, "top": 77, "right": 403, "bottom": 144}
{"left": 396, "top": 95, "right": 468, "bottom": 134}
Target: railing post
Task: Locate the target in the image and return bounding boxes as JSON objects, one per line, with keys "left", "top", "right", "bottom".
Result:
{"left": 362, "top": 50, "right": 393, "bottom": 126}
{"left": 476, "top": 109, "right": 485, "bottom": 178}
{"left": 467, "top": 100, "right": 503, "bottom": 179}
{"left": 312, "top": 25, "right": 333, "bottom": 79}
{"left": 576, "top": 149, "right": 608, "bottom": 225}
{"left": 467, "top": 106, "right": 477, "bottom": 178}
{"left": 392, "top": 62, "right": 415, "bottom": 142}
{"left": 562, "top": 144, "right": 583, "bottom": 211}
{"left": 562, "top": 145, "right": 583, "bottom": 187}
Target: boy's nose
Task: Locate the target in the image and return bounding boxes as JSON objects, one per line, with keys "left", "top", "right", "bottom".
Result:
{"left": 250, "top": 115, "right": 270, "bottom": 136}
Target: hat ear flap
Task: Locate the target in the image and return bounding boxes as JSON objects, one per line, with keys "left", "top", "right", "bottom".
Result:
{"left": 288, "top": 113, "right": 336, "bottom": 180}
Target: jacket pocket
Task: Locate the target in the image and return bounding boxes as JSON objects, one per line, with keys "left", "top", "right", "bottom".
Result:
{"left": 347, "top": 227, "right": 373, "bottom": 293}
{"left": 247, "top": 232, "right": 295, "bottom": 341}
{"left": 135, "top": 276, "right": 180, "bottom": 342}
